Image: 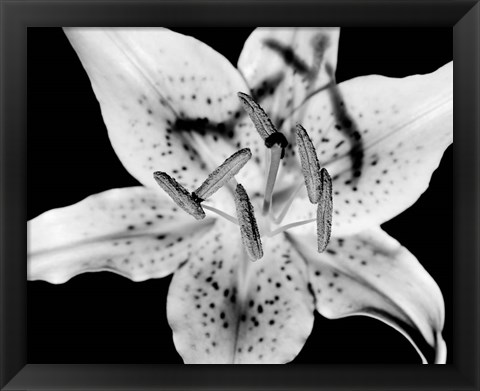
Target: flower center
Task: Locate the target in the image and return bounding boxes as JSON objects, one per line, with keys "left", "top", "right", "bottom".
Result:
{"left": 153, "top": 93, "right": 333, "bottom": 260}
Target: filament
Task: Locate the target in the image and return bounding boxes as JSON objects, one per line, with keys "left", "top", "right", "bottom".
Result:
{"left": 268, "top": 218, "right": 316, "bottom": 236}
{"left": 202, "top": 204, "right": 238, "bottom": 226}
{"left": 272, "top": 179, "right": 305, "bottom": 224}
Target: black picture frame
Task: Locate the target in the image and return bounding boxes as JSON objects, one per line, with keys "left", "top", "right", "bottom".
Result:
{"left": 1, "top": 0, "right": 479, "bottom": 390}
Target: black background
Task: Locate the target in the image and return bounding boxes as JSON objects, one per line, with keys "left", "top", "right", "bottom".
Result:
{"left": 27, "top": 28, "right": 452, "bottom": 364}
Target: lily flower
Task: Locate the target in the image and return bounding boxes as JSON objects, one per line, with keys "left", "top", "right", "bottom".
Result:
{"left": 28, "top": 27, "right": 452, "bottom": 364}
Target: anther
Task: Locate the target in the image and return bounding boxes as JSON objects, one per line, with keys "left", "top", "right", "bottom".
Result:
{"left": 193, "top": 148, "right": 252, "bottom": 200}
{"left": 237, "top": 92, "right": 277, "bottom": 141}
{"left": 153, "top": 171, "right": 205, "bottom": 220}
{"left": 317, "top": 168, "right": 333, "bottom": 252}
{"left": 234, "top": 184, "right": 263, "bottom": 261}
{"left": 295, "top": 124, "right": 322, "bottom": 203}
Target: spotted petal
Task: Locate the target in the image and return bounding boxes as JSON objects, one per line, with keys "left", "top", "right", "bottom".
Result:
{"left": 64, "top": 28, "right": 254, "bottom": 190}
{"left": 288, "top": 228, "right": 446, "bottom": 363}
{"left": 28, "top": 187, "right": 214, "bottom": 284}
{"left": 167, "top": 221, "right": 314, "bottom": 363}
{"left": 283, "top": 62, "right": 452, "bottom": 236}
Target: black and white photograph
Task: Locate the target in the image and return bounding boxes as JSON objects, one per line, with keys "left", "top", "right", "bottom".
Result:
{"left": 27, "top": 27, "right": 453, "bottom": 365}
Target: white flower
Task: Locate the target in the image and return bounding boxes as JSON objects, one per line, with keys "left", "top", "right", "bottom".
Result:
{"left": 28, "top": 28, "right": 452, "bottom": 364}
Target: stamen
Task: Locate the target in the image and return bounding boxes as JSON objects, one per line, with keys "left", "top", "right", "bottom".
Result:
{"left": 237, "top": 92, "right": 289, "bottom": 156}
{"left": 317, "top": 168, "right": 333, "bottom": 252}
{"left": 193, "top": 148, "right": 252, "bottom": 200}
{"left": 153, "top": 171, "right": 205, "bottom": 220}
{"left": 237, "top": 92, "right": 276, "bottom": 140}
{"left": 295, "top": 124, "right": 322, "bottom": 203}
{"left": 234, "top": 184, "right": 263, "bottom": 261}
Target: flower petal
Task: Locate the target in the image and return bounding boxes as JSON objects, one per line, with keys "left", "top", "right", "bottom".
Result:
{"left": 288, "top": 228, "right": 446, "bottom": 363}
{"left": 284, "top": 62, "right": 452, "bottom": 236}
{"left": 167, "top": 221, "right": 314, "bottom": 363}
{"left": 238, "top": 28, "right": 340, "bottom": 127}
{"left": 64, "top": 28, "right": 251, "bottom": 189}
{"left": 28, "top": 187, "right": 214, "bottom": 284}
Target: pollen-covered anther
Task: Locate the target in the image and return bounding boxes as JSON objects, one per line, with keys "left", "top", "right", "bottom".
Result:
{"left": 295, "top": 124, "right": 322, "bottom": 203}
{"left": 234, "top": 184, "right": 264, "bottom": 261}
{"left": 153, "top": 171, "right": 205, "bottom": 220}
{"left": 237, "top": 92, "right": 277, "bottom": 141}
{"left": 193, "top": 148, "right": 252, "bottom": 200}
{"left": 317, "top": 168, "right": 333, "bottom": 253}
